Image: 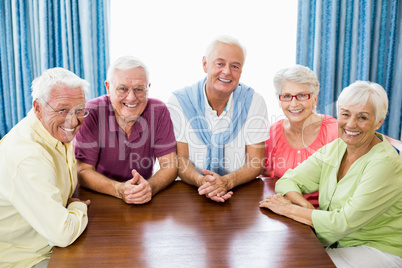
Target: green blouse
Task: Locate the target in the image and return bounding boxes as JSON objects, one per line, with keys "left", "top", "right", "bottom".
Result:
{"left": 276, "top": 133, "right": 402, "bottom": 258}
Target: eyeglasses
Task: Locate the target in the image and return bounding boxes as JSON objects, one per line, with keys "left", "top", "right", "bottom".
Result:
{"left": 115, "top": 86, "right": 148, "bottom": 98}
{"left": 43, "top": 99, "right": 89, "bottom": 118}
{"left": 279, "top": 93, "right": 311, "bottom": 102}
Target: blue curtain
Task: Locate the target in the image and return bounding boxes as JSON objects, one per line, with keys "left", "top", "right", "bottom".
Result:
{"left": 297, "top": 0, "right": 402, "bottom": 139}
{"left": 0, "top": 0, "right": 110, "bottom": 138}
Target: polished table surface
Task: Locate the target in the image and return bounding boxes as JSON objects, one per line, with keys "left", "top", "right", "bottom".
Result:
{"left": 49, "top": 178, "right": 335, "bottom": 267}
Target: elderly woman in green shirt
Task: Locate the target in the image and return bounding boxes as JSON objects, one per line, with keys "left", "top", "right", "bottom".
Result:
{"left": 259, "top": 81, "right": 402, "bottom": 267}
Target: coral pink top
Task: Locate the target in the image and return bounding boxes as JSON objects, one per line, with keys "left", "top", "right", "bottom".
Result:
{"left": 264, "top": 115, "right": 338, "bottom": 207}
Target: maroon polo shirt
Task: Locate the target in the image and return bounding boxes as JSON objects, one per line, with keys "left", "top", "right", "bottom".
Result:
{"left": 73, "top": 95, "right": 176, "bottom": 181}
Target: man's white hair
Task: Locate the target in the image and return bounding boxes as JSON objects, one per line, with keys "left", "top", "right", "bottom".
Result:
{"left": 205, "top": 35, "right": 247, "bottom": 62}
{"left": 31, "top": 67, "right": 89, "bottom": 105}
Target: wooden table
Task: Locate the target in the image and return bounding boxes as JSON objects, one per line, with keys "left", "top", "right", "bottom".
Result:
{"left": 49, "top": 178, "right": 335, "bottom": 267}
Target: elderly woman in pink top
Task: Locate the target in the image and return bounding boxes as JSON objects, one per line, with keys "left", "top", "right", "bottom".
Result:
{"left": 263, "top": 65, "right": 338, "bottom": 208}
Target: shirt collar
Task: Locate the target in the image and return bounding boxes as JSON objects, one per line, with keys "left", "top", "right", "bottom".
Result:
{"left": 28, "top": 109, "right": 66, "bottom": 150}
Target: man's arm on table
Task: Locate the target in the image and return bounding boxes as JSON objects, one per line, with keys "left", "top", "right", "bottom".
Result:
{"left": 76, "top": 160, "right": 122, "bottom": 198}
{"left": 76, "top": 152, "right": 177, "bottom": 204}
{"left": 176, "top": 141, "right": 204, "bottom": 187}
{"left": 147, "top": 151, "right": 178, "bottom": 196}
{"left": 176, "top": 141, "right": 229, "bottom": 202}
{"left": 198, "top": 142, "right": 265, "bottom": 199}
{"left": 177, "top": 141, "right": 265, "bottom": 202}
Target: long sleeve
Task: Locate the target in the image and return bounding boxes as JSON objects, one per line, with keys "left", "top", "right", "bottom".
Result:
{"left": 274, "top": 139, "right": 338, "bottom": 196}
{"left": 8, "top": 147, "right": 88, "bottom": 248}
{"left": 312, "top": 153, "right": 402, "bottom": 248}
{"left": 0, "top": 111, "right": 89, "bottom": 266}
{"left": 276, "top": 136, "right": 402, "bottom": 258}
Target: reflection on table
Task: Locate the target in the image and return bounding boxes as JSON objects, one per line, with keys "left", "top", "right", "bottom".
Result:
{"left": 49, "top": 178, "right": 335, "bottom": 267}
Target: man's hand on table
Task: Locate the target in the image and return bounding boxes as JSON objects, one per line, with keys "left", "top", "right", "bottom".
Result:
{"left": 118, "top": 169, "right": 152, "bottom": 204}
{"left": 198, "top": 169, "right": 233, "bottom": 203}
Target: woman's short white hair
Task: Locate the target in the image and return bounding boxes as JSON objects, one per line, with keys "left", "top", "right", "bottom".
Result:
{"left": 106, "top": 56, "right": 149, "bottom": 83}
{"left": 31, "top": 67, "right": 89, "bottom": 105}
{"left": 205, "top": 35, "right": 247, "bottom": 62}
{"left": 337, "top": 81, "right": 388, "bottom": 124}
{"left": 273, "top": 65, "right": 320, "bottom": 96}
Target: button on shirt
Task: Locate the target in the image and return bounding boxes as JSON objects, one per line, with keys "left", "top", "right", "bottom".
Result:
{"left": 0, "top": 110, "right": 88, "bottom": 267}
{"left": 276, "top": 135, "right": 402, "bottom": 258}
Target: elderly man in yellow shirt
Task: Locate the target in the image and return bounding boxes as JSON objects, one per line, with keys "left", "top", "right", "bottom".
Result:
{"left": 0, "top": 68, "right": 91, "bottom": 267}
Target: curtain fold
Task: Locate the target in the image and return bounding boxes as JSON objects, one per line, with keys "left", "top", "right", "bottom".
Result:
{"left": 0, "top": 0, "right": 110, "bottom": 138}
{"left": 297, "top": 0, "right": 402, "bottom": 139}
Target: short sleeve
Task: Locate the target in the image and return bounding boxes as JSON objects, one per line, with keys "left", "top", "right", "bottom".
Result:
{"left": 153, "top": 102, "right": 177, "bottom": 157}
{"left": 243, "top": 92, "right": 270, "bottom": 145}
{"left": 73, "top": 101, "right": 102, "bottom": 167}
{"left": 167, "top": 94, "right": 188, "bottom": 143}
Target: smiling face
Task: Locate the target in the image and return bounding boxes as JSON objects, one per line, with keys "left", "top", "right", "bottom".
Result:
{"left": 280, "top": 81, "right": 317, "bottom": 124}
{"left": 34, "top": 86, "right": 86, "bottom": 143}
{"left": 338, "top": 101, "right": 383, "bottom": 148}
{"left": 106, "top": 67, "right": 149, "bottom": 122}
{"left": 202, "top": 42, "right": 244, "bottom": 97}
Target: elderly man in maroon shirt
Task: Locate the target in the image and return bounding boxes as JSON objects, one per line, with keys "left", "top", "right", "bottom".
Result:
{"left": 73, "top": 56, "right": 177, "bottom": 204}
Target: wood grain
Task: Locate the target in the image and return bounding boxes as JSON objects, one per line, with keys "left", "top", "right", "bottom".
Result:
{"left": 49, "top": 178, "right": 334, "bottom": 267}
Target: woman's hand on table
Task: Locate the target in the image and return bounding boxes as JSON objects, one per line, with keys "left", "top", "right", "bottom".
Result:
{"left": 259, "top": 194, "right": 292, "bottom": 216}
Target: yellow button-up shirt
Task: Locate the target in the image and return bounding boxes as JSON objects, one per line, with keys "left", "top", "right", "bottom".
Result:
{"left": 0, "top": 110, "right": 88, "bottom": 267}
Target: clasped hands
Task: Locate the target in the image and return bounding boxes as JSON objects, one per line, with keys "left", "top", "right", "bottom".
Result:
{"left": 118, "top": 169, "right": 152, "bottom": 204}
{"left": 197, "top": 169, "right": 233, "bottom": 203}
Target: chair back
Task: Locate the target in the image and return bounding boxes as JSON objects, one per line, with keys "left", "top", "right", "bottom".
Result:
{"left": 380, "top": 133, "right": 402, "bottom": 160}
